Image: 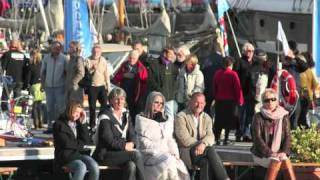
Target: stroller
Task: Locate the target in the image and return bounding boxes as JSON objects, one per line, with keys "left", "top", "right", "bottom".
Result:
{"left": 0, "top": 74, "right": 33, "bottom": 138}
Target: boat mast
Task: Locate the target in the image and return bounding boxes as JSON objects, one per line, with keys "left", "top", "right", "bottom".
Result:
{"left": 36, "top": 0, "right": 50, "bottom": 40}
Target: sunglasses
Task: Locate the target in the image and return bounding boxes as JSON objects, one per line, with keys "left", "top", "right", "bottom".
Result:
{"left": 263, "top": 97, "right": 277, "bottom": 103}
{"left": 153, "top": 101, "right": 164, "bottom": 105}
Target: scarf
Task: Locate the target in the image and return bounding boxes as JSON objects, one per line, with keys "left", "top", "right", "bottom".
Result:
{"left": 161, "top": 56, "right": 171, "bottom": 66}
{"left": 260, "top": 105, "right": 288, "bottom": 153}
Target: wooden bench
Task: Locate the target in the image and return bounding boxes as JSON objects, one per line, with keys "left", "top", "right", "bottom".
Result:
{"left": 63, "top": 165, "right": 120, "bottom": 179}
{"left": 222, "top": 161, "right": 320, "bottom": 180}
{"left": 0, "top": 167, "right": 18, "bottom": 180}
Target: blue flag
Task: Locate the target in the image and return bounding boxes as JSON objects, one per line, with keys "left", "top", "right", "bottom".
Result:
{"left": 314, "top": 0, "right": 320, "bottom": 76}
{"left": 64, "top": 0, "right": 93, "bottom": 58}
{"left": 217, "top": 0, "right": 230, "bottom": 19}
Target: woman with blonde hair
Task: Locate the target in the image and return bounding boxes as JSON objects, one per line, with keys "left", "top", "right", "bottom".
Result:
{"left": 176, "top": 54, "right": 204, "bottom": 111}
{"left": 27, "top": 48, "right": 45, "bottom": 129}
{"left": 251, "top": 88, "right": 296, "bottom": 180}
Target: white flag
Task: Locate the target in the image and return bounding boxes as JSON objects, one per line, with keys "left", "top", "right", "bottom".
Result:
{"left": 277, "top": 21, "right": 290, "bottom": 56}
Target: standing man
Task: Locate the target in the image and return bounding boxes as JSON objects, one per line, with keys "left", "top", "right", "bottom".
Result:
{"left": 148, "top": 47, "right": 179, "bottom": 117}
{"left": 174, "top": 92, "right": 230, "bottom": 180}
{"left": 234, "top": 42, "right": 255, "bottom": 142}
{"left": 1, "top": 39, "right": 27, "bottom": 111}
{"left": 86, "top": 44, "right": 110, "bottom": 132}
{"left": 132, "top": 41, "right": 149, "bottom": 68}
{"left": 113, "top": 49, "right": 148, "bottom": 123}
{"left": 41, "top": 41, "right": 67, "bottom": 133}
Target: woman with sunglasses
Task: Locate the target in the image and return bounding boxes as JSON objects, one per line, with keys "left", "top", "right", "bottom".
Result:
{"left": 251, "top": 88, "right": 296, "bottom": 180}
{"left": 135, "top": 91, "right": 190, "bottom": 180}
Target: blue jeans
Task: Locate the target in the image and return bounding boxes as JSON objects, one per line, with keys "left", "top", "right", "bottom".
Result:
{"left": 45, "top": 86, "right": 65, "bottom": 129}
{"left": 65, "top": 155, "right": 99, "bottom": 180}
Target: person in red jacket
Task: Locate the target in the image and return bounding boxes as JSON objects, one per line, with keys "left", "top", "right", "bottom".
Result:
{"left": 113, "top": 49, "right": 148, "bottom": 124}
{"left": 213, "top": 56, "right": 244, "bottom": 145}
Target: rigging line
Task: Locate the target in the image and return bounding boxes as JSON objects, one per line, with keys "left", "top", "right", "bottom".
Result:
{"left": 25, "top": 0, "right": 34, "bottom": 34}
{"left": 47, "top": 0, "right": 54, "bottom": 32}
{"left": 18, "top": 4, "right": 28, "bottom": 37}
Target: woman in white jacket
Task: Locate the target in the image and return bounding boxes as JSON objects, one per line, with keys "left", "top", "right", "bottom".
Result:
{"left": 135, "top": 91, "right": 190, "bottom": 180}
{"left": 176, "top": 55, "right": 204, "bottom": 111}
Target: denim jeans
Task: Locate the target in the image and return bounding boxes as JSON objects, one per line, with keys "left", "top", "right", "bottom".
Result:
{"left": 65, "top": 155, "right": 99, "bottom": 180}
{"left": 45, "top": 86, "right": 65, "bottom": 129}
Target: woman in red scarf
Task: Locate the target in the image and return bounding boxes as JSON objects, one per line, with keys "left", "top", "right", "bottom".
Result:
{"left": 251, "top": 88, "right": 296, "bottom": 180}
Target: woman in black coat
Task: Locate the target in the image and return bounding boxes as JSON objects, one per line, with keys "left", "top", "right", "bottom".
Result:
{"left": 53, "top": 101, "right": 99, "bottom": 180}
{"left": 92, "top": 87, "right": 145, "bottom": 180}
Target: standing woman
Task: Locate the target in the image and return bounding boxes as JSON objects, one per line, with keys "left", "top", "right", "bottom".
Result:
{"left": 27, "top": 48, "right": 45, "bottom": 129}
{"left": 213, "top": 56, "right": 243, "bottom": 145}
{"left": 135, "top": 91, "right": 190, "bottom": 180}
{"left": 176, "top": 55, "right": 204, "bottom": 112}
{"left": 251, "top": 88, "right": 296, "bottom": 180}
{"left": 93, "top": 87, "right": 145, "bottom": 180}
{"left": 65, "top": 41, "right": 85, "bottom": 104}
{"left": 53, "top": 101, "right": 99, "bottom": 180}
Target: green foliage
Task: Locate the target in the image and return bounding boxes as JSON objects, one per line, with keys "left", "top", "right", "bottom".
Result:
{"left": 291, "top": 123, "right": 320, "bottom": 163}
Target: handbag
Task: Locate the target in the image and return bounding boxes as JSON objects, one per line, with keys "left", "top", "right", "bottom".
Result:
{"left": 78, "top": 67, "right": 94, "bottom": 88}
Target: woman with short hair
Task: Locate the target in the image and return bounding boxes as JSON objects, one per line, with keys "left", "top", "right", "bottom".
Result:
{"left": 213, "top": 56, "right": 243, "bottom": 145}
{"left": 93, "top": 87, "right": 145, "bottom": 180}
{"left": 251, "top": 88, "right": 296, "bottom": 180}
{"left": 176, "top": 55, "right": 204, "bottom": 111}
{"left": 135, "top": 91, "right": 190, "bottom": 180}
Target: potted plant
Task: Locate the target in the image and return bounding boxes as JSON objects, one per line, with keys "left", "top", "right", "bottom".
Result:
{"left": 291, "top": 123, "right": 320, "bottom": 179}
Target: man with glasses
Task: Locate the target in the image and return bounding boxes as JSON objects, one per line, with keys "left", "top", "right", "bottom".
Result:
{"left": 234, "top": 42, "right": 255, "bottom": 142}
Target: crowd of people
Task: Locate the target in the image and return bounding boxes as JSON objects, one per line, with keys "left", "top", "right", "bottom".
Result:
{"left": 0, "top": 35, "right": 317, "bottom": 180}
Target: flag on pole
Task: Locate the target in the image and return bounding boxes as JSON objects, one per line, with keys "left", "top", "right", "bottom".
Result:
{"left": 313, "top": 0, "right": 320, "bottom": 76}
{"left": 64, "top": 0, "right": 93, "bottom": 58}
{"left": 277, "top": 21, "right": 290, "bottom": 56}
{"left": 217, "top": 0, "right": 230, "bottom": 56}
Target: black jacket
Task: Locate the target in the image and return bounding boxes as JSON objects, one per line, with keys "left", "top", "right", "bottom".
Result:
{"left": 26, "top": 63, "right": 41, "bottom": 86}
{"left": 147, "top": 57, "right": 179, "bottom": 101}
{"left": 93, "top": 108, "right": 136, "bottom": 163}
{"left": 234, "top": 55, "right": 252, "bottom": 98}
{"left": 53, "top": 115, "right": 91, "bottom": 166}
{"left": 1, "top": 49, "right": 27, "bottom": 83}
{"left": 251, "top": 112, "right": 291, "bottom": 158}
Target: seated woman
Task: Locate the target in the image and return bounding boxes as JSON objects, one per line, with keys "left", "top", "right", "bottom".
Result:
{"left": 251, "top": 88, "right": 296, "bottom": 180}
{"left": 92, "top": 87, "right": 145, "bottom": 180}
{"left": 53, "top": 101, "right": 99, "bottom": 180}
{"left": 135, "top": 91, "right": 190, "bottom": 180}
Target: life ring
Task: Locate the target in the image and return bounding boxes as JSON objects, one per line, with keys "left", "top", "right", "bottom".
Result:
{"left": 271, "top": 69, "right": 298, "bottom": 113}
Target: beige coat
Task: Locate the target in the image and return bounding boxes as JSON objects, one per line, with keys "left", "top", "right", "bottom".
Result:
{"left": 86, "top": 56, "right": 111, "bottom": 92}
{"left": 174, "top": 109, "right": 214, "bottom": 168}
{"left": 65, "top": 55, "right": 85, "bottom": 103}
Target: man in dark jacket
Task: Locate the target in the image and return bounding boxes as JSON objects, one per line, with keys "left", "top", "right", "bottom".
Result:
{"left": 1, "top": 39, "right": 27, "bottom": 111}
{"left": 148, "top": 47, "right": 179, "bottom": 116}
{"left": 282, "top": 47, "right": 308, "bottom": 129}
{"left": 234, "top": 42, "right": 255, "bottom": 142}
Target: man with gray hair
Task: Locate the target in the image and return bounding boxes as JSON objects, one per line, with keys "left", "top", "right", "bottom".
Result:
{"left": 175, "top": 45, "right": 190, "bottom": 71}
{"left": 113, "top": 49, "right": 148, "bottom": 123}
{"left": 234, "top": 42, "right": 255, "bottom": 142}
